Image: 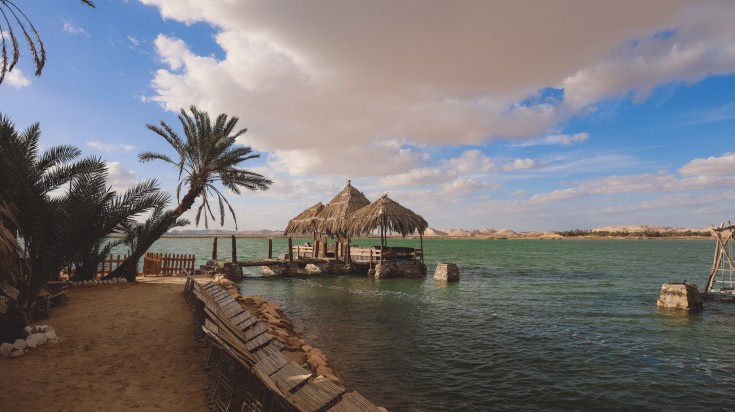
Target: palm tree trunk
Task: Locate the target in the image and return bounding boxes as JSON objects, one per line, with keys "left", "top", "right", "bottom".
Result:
{"left": 106, "top": 188, "right": 200, "bottom": 281}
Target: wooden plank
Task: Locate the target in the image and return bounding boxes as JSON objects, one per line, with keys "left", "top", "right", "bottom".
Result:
{"left": 238, "top": 315, "right": 258, "bottom": 331}
{"left": 220, "top": 300, "right": 241, "bottom": 313}
{"left": 329, "top": 391, "right": 381, "bottom": 412}
{"left": 224, "top": 304, "right": 244, "bottom": 319}
{"left": 289, "top": 376, "right": 345, "bottom": 412}
{"left": 270, "top": 360, "right": 311, "bottom": 393}
{"left": 244, "top": 322, "right": 269, "bottom": 340}
{"left": 252, "top": 342, "right": 285, "bottom": 363}
{"left": 1, "top": 285, "right": 20, "bottom": 301}
{"left": 230, "top": 312, "right": 251, "bottom": 326}
{"left": 244, "top": 332, "right": 272, "bottom": 352}
{"left": 252, "top": 351, "right": 289, "bottom": 376}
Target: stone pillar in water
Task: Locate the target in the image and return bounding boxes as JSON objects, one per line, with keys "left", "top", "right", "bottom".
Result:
{"left": 434, "top": 263, "right": 460, "bottom": 281}
{"left": 656, "top": 283, "right": 703, "bottom": 310}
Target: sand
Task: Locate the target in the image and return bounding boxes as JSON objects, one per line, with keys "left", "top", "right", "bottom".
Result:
{"left": 0, "top": 277, "right": 211, "bottom": 411}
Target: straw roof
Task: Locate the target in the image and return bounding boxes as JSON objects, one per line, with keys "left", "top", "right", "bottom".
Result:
{"left": 283, "top": 202, "right": 325, "bottom": 236}
{"left": 317, "top": 181, "right": 371, "bottom": 236}
{"left": 345, "top": 194, "right": 428, "bottom": 238}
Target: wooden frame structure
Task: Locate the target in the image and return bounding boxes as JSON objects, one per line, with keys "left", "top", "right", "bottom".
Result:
{"left": 706, "top": 222, "right": 735, "bottom": 294}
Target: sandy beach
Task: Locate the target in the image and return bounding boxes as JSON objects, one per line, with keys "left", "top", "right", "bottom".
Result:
{"left": 0, "top": 277, "right": 211, "bottom": 411}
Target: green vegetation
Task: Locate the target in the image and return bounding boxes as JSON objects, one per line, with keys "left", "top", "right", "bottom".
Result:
{"left": 108, "top": 105, "right": 272, "bottom": 279}
{"left": 554, "top": 229, "right": 711, "bottom": 238}
{"left": 0, "top": 114, "right": 163, "bottom": 337}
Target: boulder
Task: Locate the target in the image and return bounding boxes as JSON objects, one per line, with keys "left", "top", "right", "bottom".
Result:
{"left": 12, "top": 339, "right": 27, "bottom": 350}
{"left": 657, "top": 283, "right": 703, "bottom": 310}
{"left": 38, "top": 333, "right": 49, "bottom": 345}
{"left": 26, "top": 333, "right": 42, "bottom": 348}
{"left": 305, "top": 264, "right": 322, "bottom": 273}
{"left": 434, "top": 263, "right": 460, "bottom": 281}
{"left": 9, "top": 349, "right": 25, "bottom": 358}
{"left": 22, "top": 326, "right": 34, "bottom": 339}
{"left": 0, "top": 342, "right": 13, "bottom": 357}
{"left": 46, "top": 330, "right": 57, "bottom": 343}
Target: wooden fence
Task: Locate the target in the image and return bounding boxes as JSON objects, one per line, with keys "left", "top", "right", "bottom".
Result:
{"left": 143, "top": 252, "right": 196, "bottom": 276}
{"left": 97, "top": 254, "right": 128, "bottom": 276}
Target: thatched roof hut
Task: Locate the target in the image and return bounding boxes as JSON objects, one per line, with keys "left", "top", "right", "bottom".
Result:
{"left": 283, "top": 202, "right": 325, "bottom": 236}
{"left": 345, "top": 194, "right": 428, "bottom": 238}
{"left": 317, "top": 181, "right": 370, "bottom": 237}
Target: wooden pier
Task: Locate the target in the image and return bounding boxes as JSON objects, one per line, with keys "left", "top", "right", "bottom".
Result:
{"left": 183, "top": 277, "right": 382, "bottom": 411}
{"left": 706, "top": 222, "right": 735, "bottom": 294}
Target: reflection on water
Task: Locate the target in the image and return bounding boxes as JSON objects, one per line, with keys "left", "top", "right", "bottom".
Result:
{"left": 127, "top": 238, "right": 735, "bottom": 410}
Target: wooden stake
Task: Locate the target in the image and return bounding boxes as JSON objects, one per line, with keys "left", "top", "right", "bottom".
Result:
{"left": 268, "top": 238, "right": 273, "bottom": 259}
{"left": 231, "top": 235, "right": 237, "bottom": 263}
{"left": 212, "top": 237, "right": 218, "bottom": 260}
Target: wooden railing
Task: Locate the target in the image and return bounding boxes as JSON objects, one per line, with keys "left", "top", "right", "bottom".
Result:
{"left": 291, "top": 246, "right": 314, "bottom": 259}
{"left": 97, "top": 254, "right": 128, "bottom": 276}
{"left": 290, "top": 246, "right": 423, "bottom": 264}
{"left": 143, "top": 252, "right": 195, "bottom": 276}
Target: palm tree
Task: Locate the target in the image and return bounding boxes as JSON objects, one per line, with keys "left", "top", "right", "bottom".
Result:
{"left": 0, "top": 0, "right": 95, "bottom": 85}
{"left": 108, "top": 105, "right": 272, "bottom": 279}
{"left": 0, "top": 113, "right": 165, "bottom": 325}
{"left": 118, "top": 199, "right": 190, "bottom": 274}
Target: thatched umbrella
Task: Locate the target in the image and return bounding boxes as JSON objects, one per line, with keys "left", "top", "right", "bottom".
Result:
{"left": 345, "top": 194, "right": 428, "bottom": 264}
{"left": 317, "top": 180, "right": 371, "bottom": 237}
{"left": 283, "top": 202, "right": 325, "bottom": 236}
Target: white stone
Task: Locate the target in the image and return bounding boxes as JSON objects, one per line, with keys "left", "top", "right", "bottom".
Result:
{"left": 45, "top": 330, "right": 57, "bottom": 342}
{"left": 657, "top": 283, "right": 703, "bottom": 310}
{"left": 22, "top": 326, "right": 33, "bottom": 338}
{"left": 36, "top": 325, "right": 48, "bottom": 333}
{"left": 38, "top": 333, "right": 49, "bottom": 345}
{"left": 9, "top": 349, "right": 25, "bottom": 358}
{"left": 0, "top": 342, "right": 13, "bottom": 357}
{"left": 26, "top": 333, "right": 41, "bottom": 348}
{"left": 305, "top": 264, "right": 322, "bottom": 273}
{"left": 12, "top": 339, "right": 27, "bottom": 350}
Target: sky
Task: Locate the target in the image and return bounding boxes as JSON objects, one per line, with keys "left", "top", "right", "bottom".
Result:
{"left": 2, "top": 0, "right": 735, "bottom": 232}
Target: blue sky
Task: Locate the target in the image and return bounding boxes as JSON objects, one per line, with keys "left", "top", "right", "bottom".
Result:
{"left": 2, "top": 0, "right": 735, "bottom": 232}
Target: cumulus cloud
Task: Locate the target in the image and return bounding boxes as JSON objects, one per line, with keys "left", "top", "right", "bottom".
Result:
{"left": 443, "top": 150, "right": 494, "bottom": 174}
{"left": 679, "top": 152, "right": 735, "bottom": 176}
{"left": 138, "top": 0, "right": 735, "bottom": 176}
{"left": 502, "top": 158, "right": 543, "bottom": 171}
{"left": 87, "top": 141, "right": 135, "bottom": 153}
{"left": 4, "top": 68, "right": 31, "bottom": 88}
{"left": 379, "top": 168, "right": 455, "bottom": 188}
{"left": 106, "top": 162, "right": 139, "bottom": 191}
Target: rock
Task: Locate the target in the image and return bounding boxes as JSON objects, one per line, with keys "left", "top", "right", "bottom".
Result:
{"left": 305, "top": 264, "right": 322, "bottom": 273}
{"left": 22, "top": 326, "right": 34, "bottom": 338}
{"left": 434, "top": 263, "right": 460, "bottom": 281}
{"left": 46, "top": 330, "right": 57, "bottom": 342}
{"left": 302, "top": 344, "right": 313, "bottom": 353}
{"left": 36, "top": 325, "right": 48, "bottom": 333}
{"left": 315, "top": 365, "right": 334, "bottom": 377}
{"left": 9, "top": 349, "right": 25, "bottom": 358}
{"left": 0, "top": 342, "right": 13, "bottom": 357}
{"left": 38, "top": 333, "right": 49, "bottom": 345}
{"left": 657, "top": 283, "right": 703, "bottom": 310}
{"left": 12, "top": 339, "right": 27, "bottom": 350}
{"left": 308, "top": 348, "right": 325, "bottom": 359}
{"left": 308, "top": 354, "right": 327, "bottom": 370}
{"left": 377, "top": 408, "right": 388, "bottom": 412}
{"left": 26, "top": 333, "right": 42, "bottom": 348}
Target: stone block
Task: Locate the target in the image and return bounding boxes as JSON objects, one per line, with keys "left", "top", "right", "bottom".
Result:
{"left": 434, "top": 263, "right": 460, "bottom": 281}
{"left": 305, "top": 264, "right": 322, "bottom": 273}
{"left": 9, "top": 349, "right": 25, "bottom": 358}
{"left": 657, "top": 283, "right": 703, "bottom": 310}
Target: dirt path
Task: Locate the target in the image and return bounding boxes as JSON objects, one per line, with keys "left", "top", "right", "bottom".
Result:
{"left": 0, "top": 277, "right": 211, "bottom": 411}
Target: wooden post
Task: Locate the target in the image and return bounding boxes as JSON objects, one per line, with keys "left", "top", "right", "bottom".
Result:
{"left": 231, "top": 235, "right": 237, "bottom": 263}
{"left": 313, "top": 238, "right": 319, "bottom": 258}
{"left": 346, "top": 239, "right": 351, "bottom": 264}
{"left": 212, "top": 237, "right": 218, "bottom": 260}
{"left": 420, "top": 233, "right": 424, "bottom": 263}
{"left": 288, "top": 237, "right": 293, "bottom": 262}
{"left": 268, "top": 238, "right": 273, "bottom": 259}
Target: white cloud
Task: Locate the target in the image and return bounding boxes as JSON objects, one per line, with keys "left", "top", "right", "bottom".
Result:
{"left": 106, "top": 162, "right": 139, "bottom": 191}
{"left": 379, "top": 167, "right": 455, "bottom": 187}
{"left": 443, "top": 150, "right": 493, "bottom": 174}
{"left": 62, "top": 19, "right": 89, "bottom": 37}
{"left": 679, "top": 152, "right": 735, "bottom": 176}
{"left": 4, "top": 68, "right": 31, "bottom": 88}
{"left": 502, "top": 158, "right": 543, "bottom": 171}
{"left": 87, "top": 141, "right": 135, "bottom": 153}
{"left": 139, "top": 1, "right": 735, "bottom": 176}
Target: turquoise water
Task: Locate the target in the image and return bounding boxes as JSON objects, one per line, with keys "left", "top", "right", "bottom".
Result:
{"left": 137, "top": 238, "right": 735, "bottom": 411}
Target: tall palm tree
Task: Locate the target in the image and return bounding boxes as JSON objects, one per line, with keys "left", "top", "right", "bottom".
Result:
{"left": 108, "top": 105, "right": 272, "bottom": 279}
{"left": 0, "top": 0, "right": 95, "bottom": 85}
